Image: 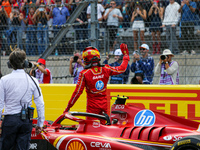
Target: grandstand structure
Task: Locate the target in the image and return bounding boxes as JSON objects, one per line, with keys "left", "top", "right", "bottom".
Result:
{"left": 0, "top": 0, "right": 200, "bottom": 84}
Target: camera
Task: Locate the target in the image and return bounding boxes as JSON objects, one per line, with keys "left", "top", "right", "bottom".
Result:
{"left": 7, "top": 60, "right": 34, "bottom": 68}
{"left": 133, "top": 50, "right": 139, "bottom": 55}
{"left": 160, "top": 55, "right": 167, "bottom": 60}
{"left": 27, "top": 62, "right": 34, "bottom": 68}
{"left": 39, "top": 8, "right": 44, "bottom": 11}
{"left": 73, "top": 56, "right": 79, "bottom": 63}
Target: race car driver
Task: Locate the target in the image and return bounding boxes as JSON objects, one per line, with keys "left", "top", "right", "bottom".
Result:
{"left": 64, "top": 43, "right": 130, "bottom": 123}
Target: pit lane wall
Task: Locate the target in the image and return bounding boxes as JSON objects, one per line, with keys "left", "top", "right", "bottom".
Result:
{"left": 32, "top": 84, "right": 200, "bottom": 123}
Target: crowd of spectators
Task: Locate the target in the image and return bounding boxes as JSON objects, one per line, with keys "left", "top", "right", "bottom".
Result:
{"left": 0, "top": 0, "right": 199, "bottom": 56}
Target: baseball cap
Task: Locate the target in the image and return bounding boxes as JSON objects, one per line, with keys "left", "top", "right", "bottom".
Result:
{"left": 13, "top": 3, "right": 19, "bottom": 8}
{"left": 114, "top": 49, "right": 123, "bottom": 56}
{"left": 139, "top": 44, "right": 149, "bottom": 50}
{"left": 162, "top": 49, "right": 174, "bottom": 56}
{"left": 37, "top": 58, "right": 46, "bottom": 65}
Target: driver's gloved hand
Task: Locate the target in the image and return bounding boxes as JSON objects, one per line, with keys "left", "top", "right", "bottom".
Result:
{"left": 120, "top": 43, "right": 130, "bottom": 61}
{"left": 120, "top": 43, "right": 129, "bottom": 56}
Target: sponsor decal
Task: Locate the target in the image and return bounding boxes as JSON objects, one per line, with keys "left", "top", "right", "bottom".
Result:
{"left": 197, "top": 142, "right": 200, "bottom": 146}
{"left": 122, "top": 121, "right": 127, "bottom": 125}
{"left": 31, "top": 133, "right": 37, "bottom": 137}
{"left": 93, "top": 122, "right": 100, "bottom": 128}
{"left": 83, "top": 51, "right": 88, "bottom": 57}
{"left": 91, "top": 50, "right": 99, "bottom": 55}
{"left": 106, "top": 88, "right": 200, "bottom": 122}
{"left": 93, "top": 74, "right": 104, "bottom": 80}
{"left": 163, "top": 135, "right": 172, "bottom": 141}
{"left": 29, "top": 143, "right": 37, "bottom": 149}
{"left": 115, "top": 105, "right": 125, "bottom": 109}
{"left": 95, "top": 80, "right": 104, "bottom": 90}
{"left": 134, "top": 110, "right": 155, "bottom": 126}
{"left": 66, "top": 138, "right": 87, "bottom": 150}
{"left": 178, "top": 139, "right": 191, "bottom": 146}
{"left": 90, "top": 142, "right": 111, "bottom": 149}
{"left": 94, "top": 67, "right": 98, "bottom": 72}
{"left": 120, "top": 113, "right": 127, "bottom": 120}
{"left": 173, "top": 136, "right": 183, "bottom": 141}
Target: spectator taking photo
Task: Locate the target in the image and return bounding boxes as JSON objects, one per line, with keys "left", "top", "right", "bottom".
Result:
{"left": 155, "top": 49, "right": 179, "bottom": 85}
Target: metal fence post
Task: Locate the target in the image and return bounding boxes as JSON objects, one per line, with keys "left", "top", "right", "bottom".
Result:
{"left": 17, "top": 27, "right": 19, "bottom": 48}
{"left": 74, "top": 29, "right": 77, "bottom": 50}
{"left": 138, "top": 28, "right": 141, "bottom": 49}
{"left": 90, "top": 0, "right": 98, "bottom": 48}
{"left": 104, "top": 28, "right": 107, "bottom": 54}
{"left": 170, "top": 26, "right": 173, "bottom": 52}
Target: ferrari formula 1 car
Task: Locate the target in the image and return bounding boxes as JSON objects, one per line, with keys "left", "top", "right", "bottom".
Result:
{"left": 40, "top": 96, "right": 200, "bottom": 150}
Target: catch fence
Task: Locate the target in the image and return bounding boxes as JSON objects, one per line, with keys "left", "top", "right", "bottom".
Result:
{"left": 0, "top": 0, "right": 200, "bottom": 84}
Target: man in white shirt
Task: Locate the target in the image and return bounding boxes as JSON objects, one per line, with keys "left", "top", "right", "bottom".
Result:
{"left": 103, "top": 0, "right": 123, "bottom": 54}
{"left": 87, "top": 0, "right": 105, "bottom": 48}
{"left": 161, "top": 0, "right": 181, "bottom": 54}
{"left": 87, "top": 0, "right": 105, "bottom": 23}
{"left": 0, "top": 49, "right": 45, "bottom": 150}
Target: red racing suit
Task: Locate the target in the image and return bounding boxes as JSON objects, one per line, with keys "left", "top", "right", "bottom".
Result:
{"left": 66, "top": 55, "right": 129, "bottom": 118}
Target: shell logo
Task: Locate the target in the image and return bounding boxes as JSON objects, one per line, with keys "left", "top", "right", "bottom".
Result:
{"left": 66, "top": 138, "right": 87, "bottom": 150}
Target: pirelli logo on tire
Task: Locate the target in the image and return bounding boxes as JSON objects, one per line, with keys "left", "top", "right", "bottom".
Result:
{"left": 177, "top": 139, "right": 191, "bottom": 146}
{"left": 171, "top": 147, "right": 175, "bottom": 150}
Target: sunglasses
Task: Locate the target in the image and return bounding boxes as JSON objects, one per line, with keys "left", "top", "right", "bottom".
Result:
{"left": 140, "top": 48, "right": 147, "bottom": 51}
{"left": 110, "top": 3, "right": 116, "bottom": 5}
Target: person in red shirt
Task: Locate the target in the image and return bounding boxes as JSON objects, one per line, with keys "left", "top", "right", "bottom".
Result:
{"left": 1, "top": 0, "right": 12, "bottom": 18}
{"left": 30, "top": 58, "right": 53, "bottom": 83}
{"left": 20, "top": 0, "right": 34, "bottom": 18}
{"left": 64, "top": 43, "right": 130, "bottom": 123}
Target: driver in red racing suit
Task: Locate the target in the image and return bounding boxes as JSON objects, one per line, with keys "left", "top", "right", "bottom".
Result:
{"left": 64, "top": 44, "right": 130, "bottom": 122}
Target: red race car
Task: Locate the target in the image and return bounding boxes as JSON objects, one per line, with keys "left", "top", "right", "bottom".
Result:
{"left": 40, "top": 96, "right": 200, "bottom": 150}
{"left": 1, "top": 96, "right": 200, "bottom": 150}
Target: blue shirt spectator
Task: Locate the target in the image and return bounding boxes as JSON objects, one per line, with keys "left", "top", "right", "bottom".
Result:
{"left": 103, "top": 49, "right": 130, "bottom": 84}
{"left": 178, "top": 0, "right": 197, "bottom": 53}
{"left": 52, "top": 6, "right": 70, "bottom": 26}
{"left": 131, "top": 44, "right": 154, "bottom": 84}
{"left": 181, "top": 0, "right": 197, "bottom": 22}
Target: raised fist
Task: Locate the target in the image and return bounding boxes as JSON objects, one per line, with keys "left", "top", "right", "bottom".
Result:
{"left": 120, "top": 43, "right": 129, "bottom": 56}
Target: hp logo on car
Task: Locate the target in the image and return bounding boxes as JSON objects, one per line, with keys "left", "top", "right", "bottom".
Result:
{"left": 134, "top": 110, "right": 155, "bottom": 126}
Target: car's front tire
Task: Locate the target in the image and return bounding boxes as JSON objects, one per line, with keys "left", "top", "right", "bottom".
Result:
{"left": 170, "top": 135, "right": 200, "bottom": 150}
